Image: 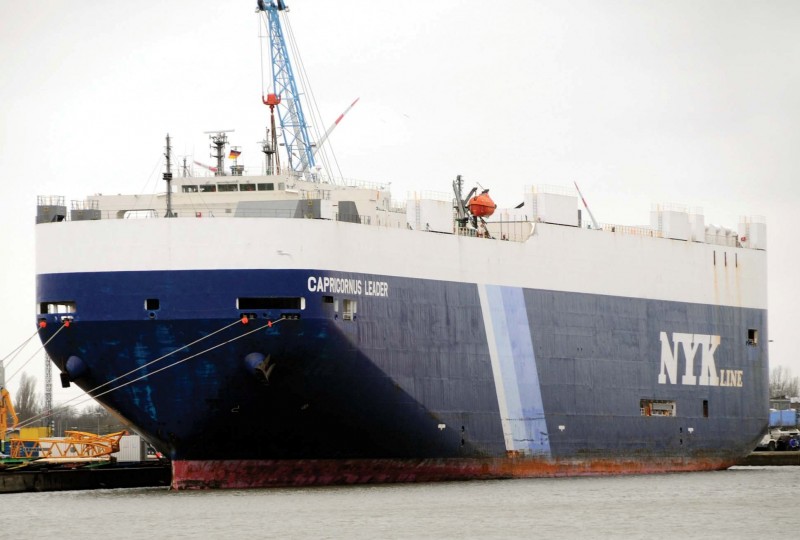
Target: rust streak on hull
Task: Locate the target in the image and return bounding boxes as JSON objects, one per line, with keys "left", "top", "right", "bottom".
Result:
{"left": 172, "top": 456, "right": 737, "bottom": 490}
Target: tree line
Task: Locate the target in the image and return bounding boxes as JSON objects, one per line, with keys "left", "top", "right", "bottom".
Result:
{"left": 12, "top": 373, "right": 127, "bottom": 436}
{"left": 770, "top": 366, "right": 799, "bottom": 399}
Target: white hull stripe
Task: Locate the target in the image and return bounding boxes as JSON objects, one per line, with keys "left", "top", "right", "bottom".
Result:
{"left": 479, "top": 284, "right": 551, "bottom": 456}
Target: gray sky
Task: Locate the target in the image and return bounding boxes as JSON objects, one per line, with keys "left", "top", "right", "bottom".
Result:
{"left": 1, "top": 0, "right": 798, "bottom": 406}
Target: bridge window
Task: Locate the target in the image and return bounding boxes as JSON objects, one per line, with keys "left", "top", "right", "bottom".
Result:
{"left": 200, "top": 185, "right": 217, "bottom": 193}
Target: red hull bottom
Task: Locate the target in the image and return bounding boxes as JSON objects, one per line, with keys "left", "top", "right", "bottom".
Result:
{"left": 171, "top": 456, "right": 738, "bottom": 490}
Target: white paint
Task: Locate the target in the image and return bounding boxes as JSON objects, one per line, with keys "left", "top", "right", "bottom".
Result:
{"left": 36, "top": 216, "right": 767, "bottom": 310}
{"left": 658, "top": 332, "right": 740, "bottom": 388}
{"left": 306, "top": 276, "right": 388, "bottom": 297}
{"left": 477, "top": 283, "right": 515, "bottom": 452}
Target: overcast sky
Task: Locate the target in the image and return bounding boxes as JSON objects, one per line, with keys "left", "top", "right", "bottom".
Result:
{"left": 1, "top": 0, "right": 798, "bottom": 408}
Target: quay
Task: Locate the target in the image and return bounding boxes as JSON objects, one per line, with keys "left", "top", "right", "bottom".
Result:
{"left": 0, "top": 461, "right": 170, "bottom": 494}
{"left": 0, "top": 452, "right": 795, "bottom": 494}
{"left": 739, "top": 451, "right": 800, "bottom": 467}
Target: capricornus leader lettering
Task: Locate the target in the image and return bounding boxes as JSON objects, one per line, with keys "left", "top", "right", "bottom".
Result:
{"left": 657, "top": 332, "right": 743, "bottom": 387}
{"left": 307, "top": 276, "right": 389, "bottom": 297}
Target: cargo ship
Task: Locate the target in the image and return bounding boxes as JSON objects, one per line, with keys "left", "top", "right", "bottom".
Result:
{"left": 34, "top": 2, "right": 768, "bottom": 489}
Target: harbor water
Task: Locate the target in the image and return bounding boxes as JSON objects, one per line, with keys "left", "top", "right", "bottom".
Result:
{"left": 1, "top": 466, "right": 798, "bottom": 538}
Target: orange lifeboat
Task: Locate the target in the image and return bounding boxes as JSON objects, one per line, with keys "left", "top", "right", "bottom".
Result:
{"left": 468, "top": 192, "right": 497, "bottom": 218}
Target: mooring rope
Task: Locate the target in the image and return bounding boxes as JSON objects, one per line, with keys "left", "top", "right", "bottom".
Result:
{"left": 13, "top": 317, "right": 286, "bottom": 431}
{"left": 0, "top": 329, "right": 40, "bottom": 366}
{"left": 6, "top": 322, "right": 68, "bottom": 385}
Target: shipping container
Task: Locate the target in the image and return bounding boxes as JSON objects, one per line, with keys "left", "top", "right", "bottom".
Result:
{"left": 111, "top": 435, "right": 145, "bottom": 462}
{"left": 768, "top": 409, "right": 797, "bottom": 428}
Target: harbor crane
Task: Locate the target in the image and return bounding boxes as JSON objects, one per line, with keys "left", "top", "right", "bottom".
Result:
{"left": 256, "top": 1, "right": 358, "bottom": 180}
{"left": 257, "top": 0, "right": 316, "bottom": 174}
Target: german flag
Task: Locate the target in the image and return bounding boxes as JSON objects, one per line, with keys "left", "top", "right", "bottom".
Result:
{"left": 228, "top": 149, "right": 241, "bottom": 159}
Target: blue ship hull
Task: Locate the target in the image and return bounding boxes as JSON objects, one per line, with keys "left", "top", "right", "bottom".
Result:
{"left": 36, "top": 268, "right": 768, "bottom": 485}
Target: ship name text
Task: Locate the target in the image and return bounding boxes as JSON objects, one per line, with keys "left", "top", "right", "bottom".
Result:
{"left": 307, "top": 276, "right": 389, "bottom": 297}
{"left": 658, "top": 332, "right": 743, "bottom": 387}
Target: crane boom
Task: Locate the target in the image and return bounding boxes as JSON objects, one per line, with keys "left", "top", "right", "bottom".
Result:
{"left": 257, "top": 0, "right": 316, "bottom": 174}
{"left": 305, "top": 97, "right": 359, "bottom": 168}
{"left": 574, "top": 181, "right": 600, "bottom": 230}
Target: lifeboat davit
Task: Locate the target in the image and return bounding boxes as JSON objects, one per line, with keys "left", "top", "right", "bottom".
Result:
{"left": 468, "top": 192, "right": 497, "bottom": 218}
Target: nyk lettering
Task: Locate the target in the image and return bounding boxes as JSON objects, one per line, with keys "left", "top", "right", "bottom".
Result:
{"left": 657, "top": 332, "right": 743, "bottom": 387}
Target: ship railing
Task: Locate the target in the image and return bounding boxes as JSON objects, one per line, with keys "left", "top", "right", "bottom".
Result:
{"left": 336, "top": 213, "right": 371, "bottom": 225}
{"left": 71, "top": 199, "right": 99, "bottom": 210}
{"left": 486, "top": 220, "right": 534, "bottom": 242}
{"left": 74, "top": 209, "right": 159, "bottom": 220}
{"left": 53, "top": 208, "right": 384, "bottom": 222}
{"left": 601, "top": 223, "right": 663, "bottom": 238}
{"left": 457, "top": 220, "right": 533, "bottom": 242}
{"left": 169, "top": 209, "right": 373, "bottom": 222}
{"left": 338, "top": 177, "right": 390, "bottom": 191}
{"left": 185, "top": 166, "right": 267, "bottom": 179}
{"left": 231, "top": 208, "right": 296, "bottom": 218}
{"left": 37, "top": 195, "right": 65, "bottom": 207}
{"left": 704, "top": 233, "right": 741, "bottom": 248}
{"left": 180, "top": 167, "right": 389, "bottom": 190}
{"left": 407, "top": 190, "right": 453, "bottom": 202}
{"left": 601, "top": 222, "right": 747, "bottom": 247}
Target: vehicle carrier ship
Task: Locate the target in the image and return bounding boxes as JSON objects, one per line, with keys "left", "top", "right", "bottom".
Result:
{"left": 34, "top": 2, "right": 768, "bottom": 489}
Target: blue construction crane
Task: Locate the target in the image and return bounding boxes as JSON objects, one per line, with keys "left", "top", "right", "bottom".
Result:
{"left": 257, "top": 0, "right": 315, "bottom": 174}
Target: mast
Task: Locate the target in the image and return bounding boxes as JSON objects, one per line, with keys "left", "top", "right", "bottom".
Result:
{"left": 261, "top": 93, "right": 281, "bottom": 175}
{"left": 260, "top": 125, "right": 280, "bottom": 176}
{"left": 164, "top": 133, "right": 174, "bottom": 218}
{"left": 206, "top": 130, "right": 234, "bottom": 176}
{"left": 257, "top": 0, "right": 315, "bottom": 175}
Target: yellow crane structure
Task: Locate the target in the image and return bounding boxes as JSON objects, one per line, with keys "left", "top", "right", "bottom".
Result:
{"left": 0, "top": 386, "right": 19, "bottom": 441}
{"left": 10, "top": 430, "right": 127, "bottom": 461}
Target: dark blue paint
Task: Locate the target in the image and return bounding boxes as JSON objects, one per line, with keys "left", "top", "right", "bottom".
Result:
{"left": 36, "top": 268, "right": 768, "bottom": 462}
